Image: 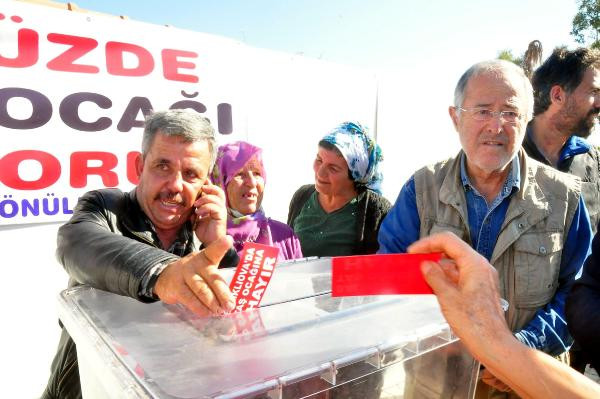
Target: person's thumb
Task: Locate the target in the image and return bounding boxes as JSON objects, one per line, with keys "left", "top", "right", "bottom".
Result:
{"left": 421, "top": 260, "right": 454, "bottom": 295}
{"left": 202, "top": 235, "right": 234, "bottom": 265}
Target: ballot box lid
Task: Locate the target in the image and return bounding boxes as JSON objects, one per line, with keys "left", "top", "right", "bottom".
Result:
{"left": 58, "top": 258, "right": 465, "bottom": 399}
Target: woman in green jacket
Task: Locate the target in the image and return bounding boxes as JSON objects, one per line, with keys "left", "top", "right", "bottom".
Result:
{"left": 287, "top": 121, "right": 390, "bottom": 257}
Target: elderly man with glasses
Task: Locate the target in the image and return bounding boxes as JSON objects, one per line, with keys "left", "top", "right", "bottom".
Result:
{"left": 378, "top": 60, "right": 592, "bottom": 398}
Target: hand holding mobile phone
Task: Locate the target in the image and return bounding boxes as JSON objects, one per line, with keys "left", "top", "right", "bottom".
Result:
{"left": 192, "top": 180, "right": 227, "bottom": 245}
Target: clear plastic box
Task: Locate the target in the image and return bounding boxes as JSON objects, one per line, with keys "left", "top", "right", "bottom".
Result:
{"left": 57, "top": 258, "right": 479, "bottom": 398}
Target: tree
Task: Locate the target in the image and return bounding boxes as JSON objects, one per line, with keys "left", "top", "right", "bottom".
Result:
{"left": 497, "top": 40, "right": 543, "bottom": 78}
{"left": 571, "top": 0, "right": 600, "bottom": 49}
{"left": 498, "top": 49, "right": 523, "bottom": 65}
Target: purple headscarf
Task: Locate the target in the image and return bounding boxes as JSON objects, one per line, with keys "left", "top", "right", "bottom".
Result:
{"left": 211, "top": 141, "right": 273, "bottom": 253}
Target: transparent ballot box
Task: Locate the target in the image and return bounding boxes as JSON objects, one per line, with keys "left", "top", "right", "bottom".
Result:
{"left": 57, "top": 258, "right": 480, "bottom": 398}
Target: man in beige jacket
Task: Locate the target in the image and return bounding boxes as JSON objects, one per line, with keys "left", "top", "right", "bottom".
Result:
{"left": 378, "top": 60, "right": 593, "bottom": 397}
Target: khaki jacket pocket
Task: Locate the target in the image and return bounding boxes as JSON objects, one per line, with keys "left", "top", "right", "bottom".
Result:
{"left": 513, "top": 232, "right": 563, "bottom": 309}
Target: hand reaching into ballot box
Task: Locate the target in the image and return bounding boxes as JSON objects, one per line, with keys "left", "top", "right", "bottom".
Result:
{"left": 155, "top": 235, "right": 235, "bottom": 316}
{"left": 408, "top": 231, "right": 600, "bottom": 399}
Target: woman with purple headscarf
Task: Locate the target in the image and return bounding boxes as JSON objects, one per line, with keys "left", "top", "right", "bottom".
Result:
{"left": 212, "top": 141, "right": 303, "bottom": 261}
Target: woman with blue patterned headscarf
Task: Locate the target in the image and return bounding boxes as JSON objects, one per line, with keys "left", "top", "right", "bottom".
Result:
{"left": 287, "top": 121, "right": 391, "bottom": 257}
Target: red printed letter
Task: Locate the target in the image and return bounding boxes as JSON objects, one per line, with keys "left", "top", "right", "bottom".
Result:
{"left": 161, "top": 49, "right": 198, "bottom": 83}
{"left": 0, "top": 28, "right": 38, "bottom": 68}
{"left": 106, "top": 41, "right": 154, "bottom": 77}
{"left": 70, "top": 152, "right": 118, "bottom": 188}
{"left": 0, "top": 150, "right": 61, "bottom": 190}
{"left": 127, "top": 151, "right": 140, "bottom": 185}
{"left": 46, "top": 33, "right": 99, "bottom": 73}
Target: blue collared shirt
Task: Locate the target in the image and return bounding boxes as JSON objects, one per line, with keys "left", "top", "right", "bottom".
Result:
{"left": 524, "top": 124, "right": 592, "bottom": 171}
{"left": 378, "top": 155, "right": 592, "bottom": 355}
{"left": 460, "top": 155, "right": 520, "bottom": 261}
{"left": 558, "top": 135, "right": 592, "bottom": 167}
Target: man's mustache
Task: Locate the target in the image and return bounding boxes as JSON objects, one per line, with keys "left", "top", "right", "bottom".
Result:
{"left": 479, "top": 136, "right": 508, "bottom": 145}
{"left": 155, "top": 192, "right": 184, "bottom": 203}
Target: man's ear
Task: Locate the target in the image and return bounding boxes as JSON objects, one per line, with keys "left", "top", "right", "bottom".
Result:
{"left": 550, "top": 85, "right": 566, "bottom": 106}
{"left": 449, "top": 106, "right": 460, "bottom": 131}
{"left": 135, "top": 153, "right": 144, "bottom": 178}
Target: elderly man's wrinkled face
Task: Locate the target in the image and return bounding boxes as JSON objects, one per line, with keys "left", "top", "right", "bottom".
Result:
{"left": 136, "top": 132, "right": 211, "bottom": 233}
{"left": 449, "top": 71, "right": 528, "bottom": 176}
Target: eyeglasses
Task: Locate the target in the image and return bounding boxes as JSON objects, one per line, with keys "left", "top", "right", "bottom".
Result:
{"left": 457, "top": 107, "right": 522, "bottom": 124}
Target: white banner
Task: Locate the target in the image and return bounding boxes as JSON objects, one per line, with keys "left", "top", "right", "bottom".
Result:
{"left": 0, "top": 1, "right": 377, "bottom": 225}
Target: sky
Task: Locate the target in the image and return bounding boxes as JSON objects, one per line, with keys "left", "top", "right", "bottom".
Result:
{"left": 65, "top": 0, "right": 593, "bottom": 196}
{"left": 73, "top": 0, "right": 581, "bottom": 73}
{"left": 70, "top": 1, "right": 586, "bottom": 136}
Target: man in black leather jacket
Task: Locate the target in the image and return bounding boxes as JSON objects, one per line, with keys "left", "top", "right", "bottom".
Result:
{"left": 42, "top": 109, "right": 239, "bottom": 399}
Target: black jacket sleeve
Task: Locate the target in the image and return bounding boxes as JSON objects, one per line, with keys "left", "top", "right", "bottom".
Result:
{"left": 566, "top": 228, "right": 600, "bottom": 371}
{"left": 218, "top": 247, "right": 240, "bottom": 268}
{"left": 56, "top": 190, "right": 179, "bottom": 302}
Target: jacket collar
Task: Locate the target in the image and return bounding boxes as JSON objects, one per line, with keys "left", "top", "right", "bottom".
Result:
{"left": 120, "top": 189, "right": 200, "bottom": 250}
{"left": 439, "top": 149, "right": 551, "bottom": 263}
{"left": 494, "top": 150, "right": 550, "bottom": 262}
{"left": 524, "top": 121, "right": 591, "bottom": 168}
{"left": 120, "top": 189, "right": 154, "bottom": 239}
{"left": 439, "top": 150, "right": 469, "bottom": 227}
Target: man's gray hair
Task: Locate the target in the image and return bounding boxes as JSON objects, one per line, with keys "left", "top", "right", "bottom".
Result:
{"left": 142, "top": 109, "right": 217, "bottom": 169}
{"left": 453, "top": 60, "right": 534, "bottom": 122}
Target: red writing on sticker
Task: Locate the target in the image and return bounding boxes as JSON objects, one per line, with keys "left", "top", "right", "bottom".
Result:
{"left": 229, "top": 243, "right": 279, "bottom": 312}
{"left": 229, "top": 309, "right": 266, "bottom": 340}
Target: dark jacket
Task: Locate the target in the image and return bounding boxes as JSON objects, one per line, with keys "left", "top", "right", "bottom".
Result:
{"left": 43, "top": 188, "right": 238, "bottom": 399}
{"left": 566, "top": 220, "right": 600, "bottom": 373}
{"left": 287, "top": 184, "right": 391, "bottom": 255}
{"left": 523, "top": 124, "right": 600, "bottom": 234}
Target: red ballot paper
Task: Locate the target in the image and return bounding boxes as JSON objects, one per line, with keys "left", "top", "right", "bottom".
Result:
{"left": 229, "top": 309, "right": 267, "bottom": 340}
{"left": 229, "top": 242, "right": 279, "bottom": 312}
{"left": 332, "top": 253, "right": 442, "bottom": 296}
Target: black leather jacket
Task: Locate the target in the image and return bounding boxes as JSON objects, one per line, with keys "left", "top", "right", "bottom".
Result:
{"left": 57, "top": 188, "right": 238, "bottom": 302}
{"left": 44, "top": 188, "right": 238, "bottom": 399}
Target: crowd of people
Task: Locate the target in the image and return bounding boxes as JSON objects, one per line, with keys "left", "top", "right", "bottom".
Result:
{"left": 43, "top": 46, "right": 600, "bottom": 399}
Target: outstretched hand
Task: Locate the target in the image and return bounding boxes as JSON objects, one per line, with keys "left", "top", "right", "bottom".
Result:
{"left": 155, "top": 235, "right": 235, "bottom": 316}
{"left": 407, "top": 232, "right": 509, "bottom": 359}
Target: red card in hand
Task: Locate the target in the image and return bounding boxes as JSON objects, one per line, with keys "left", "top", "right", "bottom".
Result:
{"left": 332, "top": 253, "right": 442, "bottom": 297}
{"left": 229, "top": 242, "right": 279, "bottom": 312}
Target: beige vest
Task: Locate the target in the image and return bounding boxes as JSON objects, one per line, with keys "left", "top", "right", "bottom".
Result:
{"left": 414, "top": 149, "right": 581, "bottom": 332}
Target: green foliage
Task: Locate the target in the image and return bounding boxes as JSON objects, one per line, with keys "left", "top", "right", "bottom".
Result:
{"left": 497, "top": 49, "right": 523, "bottom": 66}
{"left": 571, "top": 0, "right": 600, "bottom": 48}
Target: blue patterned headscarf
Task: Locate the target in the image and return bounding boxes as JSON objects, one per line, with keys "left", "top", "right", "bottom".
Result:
{"left": 320, "top": 121, "right": 383, "bottom": 194}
